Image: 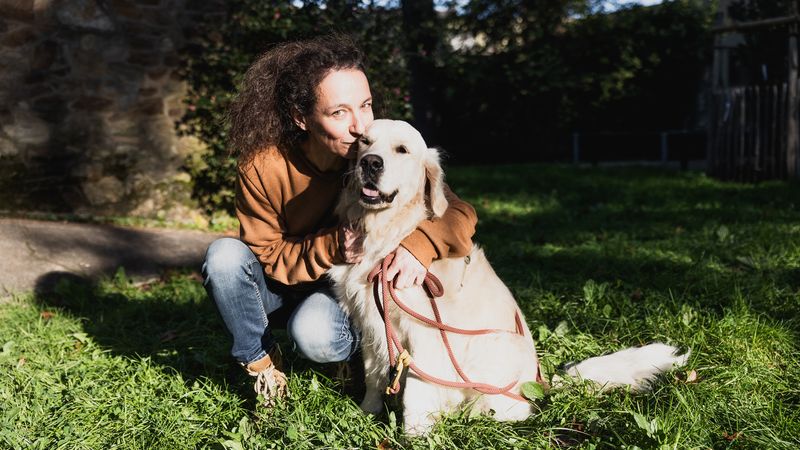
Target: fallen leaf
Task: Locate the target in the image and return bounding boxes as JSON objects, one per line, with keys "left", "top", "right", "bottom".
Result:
{"left": 17, "top": 357, "right": 26, "bottom": 368}
{"left": 159, "top": 330, "right": 179, "bottom": 343}
{"left": 131, "top": 277, "right": 159, "bottom": 290}
{"left": 569, "top": 417, "right": 585, "bottom": 432}
{"left": 521, "top": 381, "right": 545, "bottom": 401}
{"left": 377, "top": 438, "right": 393, "bottom": 450}
{"left": 722, "top": 431, "right": 741, "bottom": 441}
{"left": 630, "top": 289, "right": 643, "bottom": 301}
{"left": 40, "top": 311, "right": 55, "bottom": 321}
{"left": 70, "top": 332, "right": 89, "bottom": 343}
{"left": 188, "top": 271, "right": 204, "bottom": 282}
{"left": 675, "top": 369, "right": 699, "bottom": 384}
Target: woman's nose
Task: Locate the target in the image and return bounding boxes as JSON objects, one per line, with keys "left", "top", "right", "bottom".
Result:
{"left": 350, "top": 111, "right": 367, "bottom": 136}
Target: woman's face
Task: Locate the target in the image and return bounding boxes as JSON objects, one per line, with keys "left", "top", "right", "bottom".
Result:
{"left": 298, "top": 69, "right": 374, "bottom": 161}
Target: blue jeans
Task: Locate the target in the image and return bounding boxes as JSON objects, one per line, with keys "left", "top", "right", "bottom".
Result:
{"left": 202, "top": 238, "right": 360, "bottom": 365}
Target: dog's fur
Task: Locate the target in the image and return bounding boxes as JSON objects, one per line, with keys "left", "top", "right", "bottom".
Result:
{"left": 327, "top": 120, "right": 688, "bottom": 434}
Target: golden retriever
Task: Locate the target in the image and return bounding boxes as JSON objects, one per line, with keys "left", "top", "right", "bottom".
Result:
{"left": 327, "top": 119, "right": 688, "bottom": 434}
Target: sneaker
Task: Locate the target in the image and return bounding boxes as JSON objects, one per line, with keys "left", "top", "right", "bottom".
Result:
{"left": 245, "top": 344, "right": 288, "bottom": 407}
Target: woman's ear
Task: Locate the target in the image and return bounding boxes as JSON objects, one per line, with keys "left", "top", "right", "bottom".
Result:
{"left": 425, "top": 147, "right": 448, "bottom": 219}
{"left": 292, "top": 110, "right": 307, "bottom": 131}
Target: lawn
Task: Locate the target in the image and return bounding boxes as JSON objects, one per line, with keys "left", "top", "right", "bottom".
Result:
{"left": 1, "top": 165, "right": 799, "bottom": 449}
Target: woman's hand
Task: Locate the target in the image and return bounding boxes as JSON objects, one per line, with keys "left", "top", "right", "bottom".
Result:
{"left": 340, "top": 223, "right": 364, "bottom": 263}
{"left": 385, "top": 246, "right": 426, "bottom": 289}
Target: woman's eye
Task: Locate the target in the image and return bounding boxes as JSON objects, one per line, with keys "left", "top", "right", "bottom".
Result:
{"left": 362, "top": 102, "right": 372, "bottom": 110}
{"left": 395, "top": 145, "right": 408, "bottom": 154}
{"left": 332, "top": 110, "right": 345, "bottom": 118}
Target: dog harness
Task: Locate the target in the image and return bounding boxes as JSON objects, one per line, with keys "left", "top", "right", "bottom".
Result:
{"left": 367, "top": 253, "right": 542, "bottom": 403}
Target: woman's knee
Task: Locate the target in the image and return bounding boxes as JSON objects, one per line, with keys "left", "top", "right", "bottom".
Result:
{"left": 287, "top": 293, "right": 355, "bottom": 363}
{"left": 203, "top": 238, "right": 255, "bottom": 279}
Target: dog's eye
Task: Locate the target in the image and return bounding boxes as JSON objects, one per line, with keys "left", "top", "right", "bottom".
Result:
{"left": 395, "top": 145, "right": 408, "bottom": 154}
{"left": 360, "top": 137, "right": 371, "bottom": 146}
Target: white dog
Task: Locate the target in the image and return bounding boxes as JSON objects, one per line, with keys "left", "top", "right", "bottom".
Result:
{"left": 327, "top": 120, "right": 688, "bottom": 434}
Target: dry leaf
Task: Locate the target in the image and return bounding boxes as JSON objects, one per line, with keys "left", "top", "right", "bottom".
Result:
{"left": 722, "top": 431, "right": 741, "bottom": 441}
{"left": 132, "top": 277, "right": 159, "bottom": 290}
{"left": 188, "top": 271, "right": 204, "bottom": 282}
{"left": 675, "top": 369, "right": 699, "bottom": 384}
{"left": 159, "top": 330, "right": 179, "bottom": 343}
{"left": 40, "top": 311, "right": 55, "bottom": 320}
{"left": 377, "top": 438, "right": 393, "bottom": 450}
{"left": 630, "top": 289, "right": 643, "bottom": 301}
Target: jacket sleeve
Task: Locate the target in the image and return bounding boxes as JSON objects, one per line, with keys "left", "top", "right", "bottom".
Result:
{"left": 236, "top": 165, "right": 342, "bottom": 285}
{"left": 399, "top": 184, "right": 477, "bottom": 268}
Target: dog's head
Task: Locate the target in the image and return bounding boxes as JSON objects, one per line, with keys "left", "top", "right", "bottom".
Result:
{"left": 350, "top": 119, "right": 447, "bottom": 219}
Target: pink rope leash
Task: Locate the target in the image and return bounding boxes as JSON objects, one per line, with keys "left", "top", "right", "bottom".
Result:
{"left": 367, "top": 253, "right": 535, "bottom": 402}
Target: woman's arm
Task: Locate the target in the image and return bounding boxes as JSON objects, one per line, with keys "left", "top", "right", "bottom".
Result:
{"left": 385, "top": 185, "right": 477, "bottom": 288}
{"left": 236, "top": 165, "right": 343, "bottom": 285}
{"left": 400, "top": 184, "right": 478, "bottom": 267}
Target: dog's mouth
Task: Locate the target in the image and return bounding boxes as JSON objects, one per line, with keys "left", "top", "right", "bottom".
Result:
{"left": 359, "top": 182, "right": 398, "bottom": 206}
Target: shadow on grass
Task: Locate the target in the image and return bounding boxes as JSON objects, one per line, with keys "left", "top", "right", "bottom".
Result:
{"left": 32, "top": 271, "right": 239, "bottom": 386}
{"left": 31, "top": 268, "right": 363, "bottom": 406}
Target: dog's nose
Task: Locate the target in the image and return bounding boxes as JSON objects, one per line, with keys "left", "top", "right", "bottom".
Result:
{"left": 359, "top": 154, "right": 383, "bottom": 178}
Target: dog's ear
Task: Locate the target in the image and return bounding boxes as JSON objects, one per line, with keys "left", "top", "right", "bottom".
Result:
{"left": 424, "top": 147, "right": 448, "bottom": 219}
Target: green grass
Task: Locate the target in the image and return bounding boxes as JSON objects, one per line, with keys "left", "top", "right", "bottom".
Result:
{"left": 2, "top": 164, "right": 799, "bottom": 449}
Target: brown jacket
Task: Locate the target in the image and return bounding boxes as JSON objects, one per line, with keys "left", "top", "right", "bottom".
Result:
{"left": 236, "top": 147, "right": 477, "bottom": 287}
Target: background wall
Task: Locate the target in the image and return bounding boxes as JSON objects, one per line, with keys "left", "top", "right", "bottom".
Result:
{"left": 0, "top": 0, "right": 223, "bottom": 221}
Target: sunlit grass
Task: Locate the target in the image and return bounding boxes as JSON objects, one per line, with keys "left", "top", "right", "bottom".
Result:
{"left": 1, "top": 165, "right": 799, "bottom": 448}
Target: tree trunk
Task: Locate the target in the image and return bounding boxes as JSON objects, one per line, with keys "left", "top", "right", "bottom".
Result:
{"left": 401, "top": 0, "right": 439, "bottom": 144}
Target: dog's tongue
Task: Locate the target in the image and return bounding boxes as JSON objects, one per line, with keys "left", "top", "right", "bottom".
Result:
{"left": 362, "top": 186, "right": 380, "bottom": 197}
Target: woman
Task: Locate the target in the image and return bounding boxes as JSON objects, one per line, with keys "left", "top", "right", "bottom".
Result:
{"left": 202, "top": 34, "right": 478, "bottom": 406}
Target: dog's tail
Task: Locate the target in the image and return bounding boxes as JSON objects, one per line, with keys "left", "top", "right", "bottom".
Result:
{"left": 559, "top": 343, "right": 690, "bottom": 392}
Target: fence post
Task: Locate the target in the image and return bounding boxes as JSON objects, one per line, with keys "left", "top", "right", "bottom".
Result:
{"left": 787, "top": 2, "right": 799, "bottom": 177}
{"left": 572, "top": 132, "right": 580, "bottom": 164}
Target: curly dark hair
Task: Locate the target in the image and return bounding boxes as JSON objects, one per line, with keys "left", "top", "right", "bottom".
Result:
{"left": 228, "top": 34, "right": 367, "bottom": 166}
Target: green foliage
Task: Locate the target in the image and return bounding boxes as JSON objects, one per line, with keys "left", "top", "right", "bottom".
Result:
{"left": 520, "top": 381, "right": 545, "bottom": 401}
{"left": 179, "top": 0, "right": 411, "bottom": 213}
{"left": 558, "top": 1, "right": 713, "bottom": 131}
{"left": 2, "top": 165, "right": 800, "bottom": 448}
{"left": 437, "top": 0, "right": 713, "bottom": 161}
{"left": 178, "top": 0, "right": 713, "bottom": 211}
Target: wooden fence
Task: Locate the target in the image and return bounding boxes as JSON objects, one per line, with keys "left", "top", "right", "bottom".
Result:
{"left": 708, "top": 83, "right": 798, "bottom": 181}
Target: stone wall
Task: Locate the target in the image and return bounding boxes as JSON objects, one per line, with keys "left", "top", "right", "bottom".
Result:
{"left": 0, "top": 0, "right": 224, "bottom": 222}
